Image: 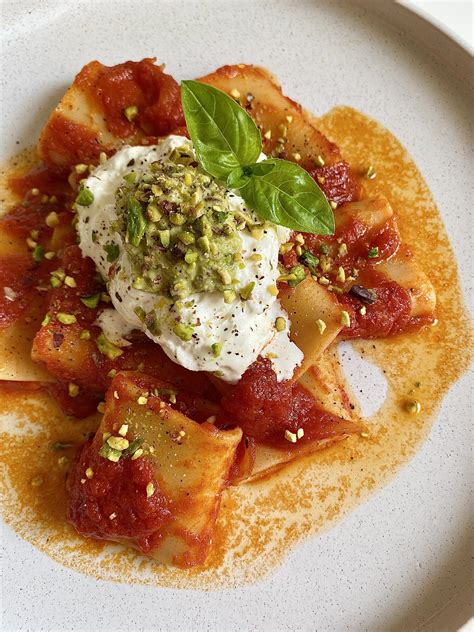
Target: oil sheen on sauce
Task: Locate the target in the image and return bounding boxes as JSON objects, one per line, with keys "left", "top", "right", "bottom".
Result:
{"left": 0, "top": 107, "right": 472, "bottom": 589}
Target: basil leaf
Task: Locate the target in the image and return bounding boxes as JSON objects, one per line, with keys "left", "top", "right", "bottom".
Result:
{"left": 181, "top": 80, "right": 261, "bottom": 180}
{"left": 240, "top": 159, "right": 335, "bottom": 235}
{"left": 126, "top": 197, "right": 147, "bottom": 247}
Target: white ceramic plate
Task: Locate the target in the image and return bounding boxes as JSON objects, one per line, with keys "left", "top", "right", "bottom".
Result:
{"left": 1, "top": 1, "right": 472, "bottom": 630}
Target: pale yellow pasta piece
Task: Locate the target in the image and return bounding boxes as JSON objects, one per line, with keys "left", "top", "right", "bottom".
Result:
{"left": 280, "top": 277, "right": 343, "bottom": 380}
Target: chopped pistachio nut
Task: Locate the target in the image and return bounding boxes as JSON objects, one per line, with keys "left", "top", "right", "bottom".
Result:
{"left": 107, "top": 368, "right": 117, "bottom": 378}
{"left": 315, "top": 155, "right": 325, "bottom": 167}
{"left": 124, "top": 105, "right": 139, "bottom": 121}
{"left": 288, "top": 265, "right": 306, "bottom": 287}
{"left": 64, "top": 276, "right": 77, "bottom": 288}
{"left": 41, "top": 313, "right": 51, "bottom": 327}
{"left": 26, "top": 237, "right": 37, "bottom": 250}
{"left": 211, "top": 342, "right": 222, "bottom": 358}
{"left": 250, "top": 253, "right": 263, "bottom": 262}
{"left": 85, "top": 467, "right": 94, "bottom": 479}
{"left": 264, "top": 129, "right": 272, "bottom": 139}
{"left": 330, "top": 200, "right": 338, "bottom": 210}
{"left": 31, "top": 188, "right": 40, "bottom": 196}
{"left": 284, "top": 429, "right": 297, "bottom": 443}
{"left": 320, "top": 244, "right": 330, "bottom": 255}
{"left": 360, "top": 305, "right": 367, "bottom": 316}
{"left": 131, "top": 448, "right": 144, "bottom": 460}
{"left": 316, "top": 319, "right": 327, "bottom": 334}
{"left": 137, "top": 396, "right": 148, "bottom": 406}
{"left": 296, "top": 428, "right": 305, "bottom": 440}
{"left": 99, "top": 443, "right": 121, "bottom": 462}
{"left": 340, "top": 311, "right": 351, "bottom": 327}
{"left": 97, "top": 402, "right": 105, "bottom": 413}
{"left": 80, "top": 329, "right": 91, "bottom": 340}
{"left": 75, "top": 187, "right": 94, "bottom": 207}
{"left": 118, "top": 424, "right": 128, "bottom": 437}
{"left": 107, "top": 436, "right": 130, "bottom": 451}
{"left": 173, "top": 323, "right": 195, "bottom": 341}
{"left": 68, "top": 383, "right": 79, "bottom": 398}
{"left": 146, "top": 482, "right": 155, "bottom": 497}
{"left": 267, "top": 285, "right": 278, "bottom": 296}
{"left": 275, "top": 316, "right": 286, "bottom": 332}
{"left": 80, "top": 293, "right": 101, "bottom": 309}
{"left": 405, "top": 400, "right": 421, "bottom": 414}
{"left": 365, "top": 165, "right": 377, "bottom": 179}
{"left": 96, "top": 333, "right": 124, "bottom": 359}
{"left": 280, "top": 242, "right": 294, "bottom": 254}
{"left": 57, "top": 312, "right": 77, "bottom": 325}
{"left": 239, "top": 282, "right": 255, "bottom": 300}
{"left": 223, "top": 289, "right": 236, "bottom": 304}
{"left": 57, "top": 456, "right": 69, "bottom": 468}
{"left": 74, "top": 163, "right": 89, "bottom": 174}
{"left": 367, "top": 246, "right": 379, "bottom": 258}
{"left": 294, "top": 233, "right": 305, "bottom": 245}
{"left": 338, "top": 243, "right": 348, "bottom": 257}
{"left": 336, "top": 266, "right": 346, "bottom": 283}
{"left": 44, "top": 251, "right": 56, "bottom": 260}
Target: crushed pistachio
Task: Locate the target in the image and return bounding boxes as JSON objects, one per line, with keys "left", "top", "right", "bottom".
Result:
{"left": 124, "top": 105, "right": 139, "bottom": 121}
{"left": 64, "top": 276, "right": 77, "bottom": 288}
{"left": 296, "top": 428, "right": 304, "bottom": 440}
{"left": 173, "top": 323, "right": 195, "bottom": 341}
{"left": 239, "top": 282, "right": 255, "bottom": 301}
{"left": 315, "top": 155, "right": 325, "bottom": 167}
{"left": 80, "top": 329, "right": 91, "bottom": 340}
{"left": 360, "top": 305, "right": 367, "bottom": 316}
{"left": 275, "top": 316, "right": 286, "bottom": 332}
{"left": 267, "top": 285, "right": 278, "bottom": 296}
{"left": 107, "top": 436, "right": 130, "bottom": 451}
{"left": 367, "top": 246, "right": 379, "bottom": 259}
{"left": 340, "top": 311, "right": 351, "bottom": 327}
{"left": 211, "top": 342, "right": 222, "bottom": 358}
{"left": 146, "top": 482, "right": 155, "bottom": 497}
{"left": 365, "top": 165, "right": 377, "bottom": 179}
{"left": 284, "top": 429, "right": 297, "bottom": 443}
{"left": 85, "top": 467, "right": 94, "bottom": 479}
{"left": 97, "top": 402, "right": 105, "bottom": 413}
{"left": 75, "top": 187, "right": 94, "bottom": 207}
{"left": 316, "top": 319, "right": 327, "bottom": 334}
{"left": 336, "top": 266, "right": 346, "bottom": 283}
{"left": 96, "top": 333, "right": 124, "bottom": 359}
{"left": 137, "top": 396, "right": 148, "bottom": 406}
{"left": 405, "top": 400, "right": 421, "bottom": 414}
{"left": 118, "top": 424, "right": 128, "bottom": 437}
{"left": 230, "top": 88, "right": 241, "bottom": 99}
{"left": 57, "top": 312, "right": 77, "bottom": 325}
{"left": 68, "top": 383, "right": 79, "bottom": 398}
{"left": 80, "top": 293, "right": 101, "bottom": 309}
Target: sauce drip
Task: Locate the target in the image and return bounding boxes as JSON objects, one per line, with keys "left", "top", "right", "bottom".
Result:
{"left": 0, "top": 107, "right": 472, "bottom": 588}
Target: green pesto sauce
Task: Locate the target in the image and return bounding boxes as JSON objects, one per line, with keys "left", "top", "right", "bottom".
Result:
{"left": 114, "top": 153, "right": 243, "bottom": 300}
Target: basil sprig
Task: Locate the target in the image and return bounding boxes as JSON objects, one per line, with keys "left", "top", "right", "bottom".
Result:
{"left": 180, "top": 81, "right": 334, "bottom": 235}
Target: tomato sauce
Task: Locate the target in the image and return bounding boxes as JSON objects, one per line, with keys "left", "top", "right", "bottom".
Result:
{"left": 309, "top": 160, "right": 361, "bottom": 206}
{"left": 78, "top": 58, "right": 185, "bottom": 139}
{"left": 67, "top": 439, "right": 170, "bottom": 554}
{"left": 219, "top": 358, "right": 357, "bottom": 448}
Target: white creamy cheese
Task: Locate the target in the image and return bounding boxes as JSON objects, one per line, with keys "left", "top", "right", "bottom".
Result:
{"left": 76, "top": 136, "right": 303, "bottom": 383}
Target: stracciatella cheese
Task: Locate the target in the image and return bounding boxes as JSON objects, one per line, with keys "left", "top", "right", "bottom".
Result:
{"left": 76, "top": 136, "right": 303, "bottom": 382}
